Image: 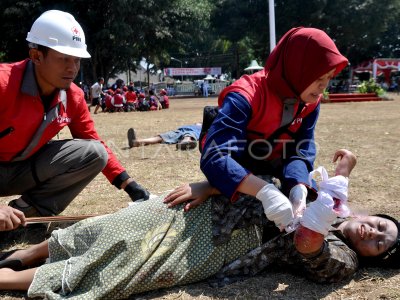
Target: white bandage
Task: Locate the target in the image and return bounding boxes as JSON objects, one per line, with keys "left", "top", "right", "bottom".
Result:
{"left": 301, "top": 191, "right": 337, "bottom": 236}
{"left": 302, "top": 166, "right": 351, "bottom": 236}
{"left": 256, "top": 184, "right": 294, "bottom": 230}
{"left": 309, "top": 166, "right": 350, "bottom": 218}
{"left": 289, "top": 184, "right": 308, "bottom": 217}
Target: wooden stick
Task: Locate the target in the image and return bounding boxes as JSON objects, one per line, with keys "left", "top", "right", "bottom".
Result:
{"left": 26, "top": 214, "right": 104, "bottom": 224}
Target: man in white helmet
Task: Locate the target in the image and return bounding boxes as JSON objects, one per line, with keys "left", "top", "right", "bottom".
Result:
{"left": 0, "top": 10, "right": 149, "bottom": 220}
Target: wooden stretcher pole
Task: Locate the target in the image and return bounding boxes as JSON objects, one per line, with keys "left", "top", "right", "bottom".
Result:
{"left": 25, "top": 214, "right": 104, "bottom": 225}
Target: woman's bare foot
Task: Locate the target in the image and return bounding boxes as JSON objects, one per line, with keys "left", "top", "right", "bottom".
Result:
{"left": 0, "top": 267, "right": 36, "bottom": 290}
{"left": 0, "top": 268, "right": 17, "bottom": 289}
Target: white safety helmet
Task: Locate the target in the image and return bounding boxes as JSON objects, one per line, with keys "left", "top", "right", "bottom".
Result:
{"left": 26, "top": 10, "right": 91, "bottom": 58}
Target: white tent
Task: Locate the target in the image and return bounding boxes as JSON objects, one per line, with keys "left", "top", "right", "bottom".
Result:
{"left": 203, "top": 74, "right": 215, "bottom": 81}
{"left": 244, "top": 60, "right": 263, "bottom": 72}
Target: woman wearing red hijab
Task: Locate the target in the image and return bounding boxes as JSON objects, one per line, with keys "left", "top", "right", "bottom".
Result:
{"left": 199, "top": 27, "right": 348, "bottom": 230}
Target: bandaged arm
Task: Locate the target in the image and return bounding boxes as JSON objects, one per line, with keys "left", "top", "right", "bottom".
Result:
{"left": 294, "top": 165, "right": 350, "bottom": 254}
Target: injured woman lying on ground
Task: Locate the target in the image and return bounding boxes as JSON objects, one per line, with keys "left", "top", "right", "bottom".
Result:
{"left": 0, "top": 149, "right": 398, "bottom": 299}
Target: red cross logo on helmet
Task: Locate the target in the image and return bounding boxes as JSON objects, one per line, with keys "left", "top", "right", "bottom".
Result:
{"left": 71, "top": 26, "right": 80, "bottom": 36}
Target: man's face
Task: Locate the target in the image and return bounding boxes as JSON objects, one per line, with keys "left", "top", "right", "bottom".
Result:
{"left": 300, "top": 68, "right": 336, "bottom": 104}
{"left": 31, "top": 48, "right": 81, "bottom": 96}
{"left": 341, "top": 216, "right": 398, "bottom": 257}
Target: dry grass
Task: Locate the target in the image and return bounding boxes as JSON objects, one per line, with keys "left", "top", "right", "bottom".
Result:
{"left": 1, "top": 94, "right": 400, "bottom": 299}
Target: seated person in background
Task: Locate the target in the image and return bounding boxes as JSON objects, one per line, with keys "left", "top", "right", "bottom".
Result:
{"left": 137, "top": 93, "right": 150, "bottom": 111}
{"left": 0, "top": 150, "right": 398, "bottom": 299}
{"left": 103, "top": 90, "right": 114, "bottom": 112}
{"left": 159, "top": 89, "right": 170, "bottom": 109}
{"left": 111, "top": 89, "right": 125, "bottom": 112}
{"left": 127, "top": 123, "right": 202, "bottom": 150}
{"left": 125, "top": 86, "right": 137, "bottom": 112}
{"left": 148, "top": 90, "right": 161, "bottom": 111}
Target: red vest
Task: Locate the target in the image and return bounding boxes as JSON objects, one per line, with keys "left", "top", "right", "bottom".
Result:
{"left": 218, "top": 70, "right": 320, "bottom": 159}
{"left": 125, "top": 91, "right": 137, "bottom": 103}
{"left": 112, "top": 94, "right": 124, "bottom": 106}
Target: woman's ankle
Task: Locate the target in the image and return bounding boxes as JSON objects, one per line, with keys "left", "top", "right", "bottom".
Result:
{"left": 0, "top": 268, "right": 22, "bottom": 290}
{"left": 0, "top": 268, "right": 35, "bottom": 290}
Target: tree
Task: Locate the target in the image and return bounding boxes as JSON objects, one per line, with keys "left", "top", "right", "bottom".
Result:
{"left": 210, "top": 0, "right": 400, "bottom": 76}
{"left": 1, "top": 0, "right": 400, "bottom": 84}
{"left": 211, "top": 0, "right": 258, "bottom": 78}
{"left": 316, "top": 0, "right": 400, "bottom": 65}
{"left": 71, "top": 0, "right": 143, "bottom": 83}
{"left": 154, "top": 0, "right": 216, "bottom": 79}
{"left": 0, "top": 1, "right": 43, "bottom": 62}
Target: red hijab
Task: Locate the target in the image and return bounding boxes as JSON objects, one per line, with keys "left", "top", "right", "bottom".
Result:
{"left": 219, "top": 27, "right": 348, "bottom": 104}
{"left": 266, "top": 27, "right": 348, "bottom": 99}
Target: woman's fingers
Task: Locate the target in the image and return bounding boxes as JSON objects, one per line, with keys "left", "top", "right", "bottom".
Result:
{"left": 166, "top": 194, "right": 206, "bottom": 211}
{"left": 183, "top": 198, "right": 206, "bottom": 212}
{"left": 333, "top": 149, "right": 351, "bottom": 162}
{"left": 166, "top": 194, "right": 191, "bottom": 207}
{"left": 163, "top": 182, "right": 209, "bottom": 211}
{"left": 333, "top": 150, "right": 344, "bottom": 162}
{"left": 164, "top": 185, "right": 188, "bottom": 203}
{"left": 184, "top": 202, "right": 193, "bottom": 212}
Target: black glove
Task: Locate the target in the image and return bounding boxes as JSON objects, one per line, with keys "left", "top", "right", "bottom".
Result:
{"left": 124, "top": 181, "right": 150, "bottom": 202}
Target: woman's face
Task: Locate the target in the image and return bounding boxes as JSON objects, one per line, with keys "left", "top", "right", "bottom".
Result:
{"left": 340, "top": 216, "right": 398, "bottom": 257}
{"left": 300, "top": 68, "right": 336, "bottom": 104}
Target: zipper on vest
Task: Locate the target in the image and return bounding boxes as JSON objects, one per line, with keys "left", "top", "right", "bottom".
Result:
{"left": 0, "top": 126, "right": 14, "bottom": 139}
{"left": 43, "top": 113, "right": 46, "bottom": 121}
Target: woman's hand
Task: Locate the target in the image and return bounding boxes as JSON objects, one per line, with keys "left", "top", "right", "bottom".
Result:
{"left": 333, "top": 149, "right": 357, "bottom": 177}
{"left": 163, "top": 181, "right": 218, "bottom": 212}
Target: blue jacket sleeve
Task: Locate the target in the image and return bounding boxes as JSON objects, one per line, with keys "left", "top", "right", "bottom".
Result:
{"left": 200, "top": 92, "right": 252, "bottom": 199}
{"left": 282, "top": 103, "right": 320, "bottom": 194}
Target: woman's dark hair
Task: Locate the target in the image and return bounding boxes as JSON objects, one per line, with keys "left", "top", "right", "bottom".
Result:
{"left": 359, "top": 214, "right": 400, "bottom": 268}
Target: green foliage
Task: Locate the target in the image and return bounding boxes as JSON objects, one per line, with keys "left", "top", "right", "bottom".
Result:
{"left": 1, "top": 0, "right": 400, "bottom": 83}
{"left": 357, "top": 79, "right": 385, "bottom": 96}
{"left": 316, "top": 0, "right": 400, "bottom": 65}
{"left": 0, "top": 1, "right": 42, "bottom": 62}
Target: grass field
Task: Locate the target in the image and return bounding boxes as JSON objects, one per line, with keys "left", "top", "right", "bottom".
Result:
{"left": 1, "top": 94, "right": 400, "bottom": 299}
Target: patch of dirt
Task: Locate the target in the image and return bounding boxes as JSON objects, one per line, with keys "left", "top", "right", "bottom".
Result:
{"left": 1, "top": 94, "right": 400, "bottom": 299}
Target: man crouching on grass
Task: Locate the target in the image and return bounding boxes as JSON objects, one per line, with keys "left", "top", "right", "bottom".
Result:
{"left": 0, "top": 10, "right": 149, "bottom": 220}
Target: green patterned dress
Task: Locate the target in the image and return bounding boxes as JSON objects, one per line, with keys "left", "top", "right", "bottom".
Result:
{"left": 28, "top": 194, "right": 262, "bottom": 299}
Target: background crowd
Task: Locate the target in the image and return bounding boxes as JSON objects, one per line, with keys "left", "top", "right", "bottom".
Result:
{"left": 87, "top": 78, "right": 170, "bottom": 114}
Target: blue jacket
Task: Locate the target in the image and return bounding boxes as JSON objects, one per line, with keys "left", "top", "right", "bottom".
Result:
{"left": 200, "top": 92, "right": 319, "bottom": 200}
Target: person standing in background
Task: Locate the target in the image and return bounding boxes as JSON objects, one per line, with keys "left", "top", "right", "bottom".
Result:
{"left": 90, "top": 77, "right": 104, "bottom": 114}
